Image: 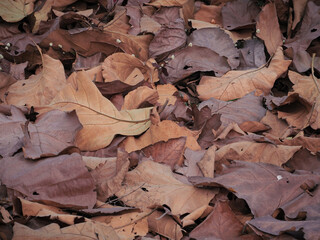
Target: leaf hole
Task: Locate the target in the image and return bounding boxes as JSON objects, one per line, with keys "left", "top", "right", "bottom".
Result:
{"left": 32, "top": 191, "right": 39, "bottom": 195}
{"left": 141, "top": 187, "right": 148, "bottom": 192}
{"left": 183, "top": 65, "right": 192, "bottom": 70}
{"left": 311, "top": 28, "right": 317, "bottom": 32}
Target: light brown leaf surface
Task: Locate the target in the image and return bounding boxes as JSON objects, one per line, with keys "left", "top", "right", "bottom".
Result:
{"left": 122, "top": 120, "right": 200, "bottom": 153}
{"left": 23, "top": 110, "right": 82, "bottom": 159}
{"left": 148, "top": 210, "right": 183, "bottom": 240}
{"left": 215, "top": 141, "right": 301, "bottom": 166}
{"left": 156, "top": 84, "right": 178, "bottom": 105}
{"left": 115, "top": 160, "right": 215, "bottom": 215}
{"left": 6, "top": 54, "right": 67, "bottom": 107}
{"left": 12, "top": 221, "right": 119, "bottom": 240}
{"left": 197, "top": 145, "right": 216, "bottom": 178}
{"left": 122, "top": 86, "right": 158, "bottom": 110}
{"left": 0, "top": 0, "right": 34, "bottom": 22}
{"left": 197, "top": 47, "right": 291, "bottom": 101}
{"left": 36, "top": 71, "right": 152, "bottom": 151}
{"left": 256, "top": 2, "right": 283, "bottom": 56}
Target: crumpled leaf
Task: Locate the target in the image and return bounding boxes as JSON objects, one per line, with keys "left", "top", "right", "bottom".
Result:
{"left": 197, "top": 47, "right": 291, "bottom": 101}
{"left": 0, "top": 0, "right": 34, "bottom": 22}
{"left": 6, "top": 54, "right": 68, "bottom": 107}
{"left": 189, "top": 201, "right": 243, "bottom": 240}
{"left": 36, "top": 71, "right": 152, "bottom": 151}
{"left": 161, "top": 46, "right": 230, "bottom": 84}
{"left": 189, "top": 160, "right": 320, "bottom": 217}
{"left": 23, "top": 110, "right": 82, "bottom": 159}
{"left": 256, "top": 2, "right": 283, "bottom": 56}
{"left": 122, "top": 120, "right": 200, "bottom": 153}
{"left": 0, "top": 152, "right": 96, "bottom": 209}
{"left": 115, "top": 160, "right": 215, "bottom": 215}
{"left": 12, "top": 221, "right": 119, "bottom": 240}
{"left": 188, "top": 28, "right": 240, "bottom": 69}
{"left": 0, "top": 105, "right": 26, "bottom": 157}
{"left": 221, "top": 0, "right": 260, "bottom": 30}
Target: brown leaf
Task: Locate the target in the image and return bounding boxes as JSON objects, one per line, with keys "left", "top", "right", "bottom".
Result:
{"left": 115, "top": 160, "right": 215, "bottom": 215}
{"left": 189, "top": 201, "right": 243, "bottom": 240}
{"left": 197, "top": 145, "right": 216, "bottom": 178}
{"left": 161, "top": 45, "right": 230, "bottom": 84}
{"left": 221, "top": 0, "right": 260, "bottom": 30}
{"left": 285, "top": 149, "right": 320, "bottom": 173}
{"left": 188, "top": 28, "right": 240, "bottom": 69}
{"left": 36, "top": 71, "right": 152, "bottom": 151}
{"left": 6, "top": 54, "right": 68, "bottom": 107}
{"left": 141, "top": 137, "right": 187, "bottom": 169}
{"left": 122, "top": 86, "right": 158, "bottom": 110}
{"left": 90, "top": 149, "right": 130, "bottom": 201}
{"left": 0, "top": 0, "right": 34, "bottom": 22}
{"left": 175, "top": 148, "right": 205, "bottom": 177}
{"left": 23, "top": 110, "right": 82, "bottom": 159}
{"left": 194, "top": 4, "right": 223, "bottom": 26}
{"left": 256, "top": 2, "right": 283, "bottom": 56}
{"left": 189, "top": 160, "right": 320, "bottom": 217}
{"left": 248, "top": 215, "right": 320, "bottom": 240}
{"left": 291, "top": 0, "right": 309, "bottom": 30}
{"left": 0, "top": 105, "right": 26, "bottom": 157}
{"left": 215, "top": 141, "right": 301, "bottom": 166}
{"left": 12, "top": 221, "right": 119, "bottom": 240}
{"left": 197, "top": 47, "right": 291, "bottom": 101}
{"left": 238, "top": 39, "right": 267, "bottom": 70}
{"left": 0, "top": 152, "right": 96, "bottom": 209}
{"left": 148, "top": 210, "right": 183, "bottom": 240}
{"left": 198, "top": 92, "right": 266, "bottom": 126}
{"left": 122, "top": 120, "right": 200, "bottom": 153}
{"left": 260, "top": 110, "right": 289, "bottom": 138}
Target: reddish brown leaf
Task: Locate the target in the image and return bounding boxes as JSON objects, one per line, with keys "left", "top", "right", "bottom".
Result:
{"left": 0, "top": 152, "right": 96, "bottom": 209}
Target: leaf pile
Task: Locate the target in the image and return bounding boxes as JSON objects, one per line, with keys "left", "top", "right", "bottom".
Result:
{"left": 0, "top": 0, "right": 320, "bottom": 239}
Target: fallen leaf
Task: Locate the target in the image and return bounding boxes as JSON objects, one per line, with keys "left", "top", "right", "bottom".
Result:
{"left": 36, "top": 71, "right": 152, "bottom": 151}
{"left": 291, "top": 0, "right": 308, "bottom": 30}
{"left": 6, "top": 54, "right": 68, "bottom": 107}
{"left": 197, "top": 145, "right": 216, "bottom": 178}
{"left": 23, "top": 110, "right": 82, "bottom": 159}
{"left": 285, "top": 149, "right": 320, "bottom": 173}
{"left": 122, "top": 86, "right": 158, "bottom": 110}
{"left": 260, "top": 110, "right": 289, "bottom": 138}
{"left": 188, "top": 27, "right": 240, "bottom": 69}
{"left": 197, "top": 47, "right": 291, "bottom": 101}
{"left": 0, "top": 105, "right": 26, "bottom": 157}
{"left": 148, "top": 210, "right": 183, "bottom": 240}
{"left": 156, "top": 84, "right": 178, "bottom": 105}
{"left": 238, "top": 39, "right": 267, "bottom": 70}
{"left": 12, "top": 221, "right": 119, "bottom": 240}
{"left": 256, "top": 2, "right": 283, "bottom": 56}
{"left": 0, "top": 0, "right": 34, "bottom": 22}
{"left": 175, "top": 148, "right": 205, "bottom": 177}
{"left": 189, "top": 160, "right": 320, "bottom": 217}
{"left": 189, "top": 201, "right": 243, "bottom": 240}
{"left": 0, "top": 152, "right": 96, "bottom": 209}
{"left": 141, "top": 137, "right": 187, "bottom": 169}
{"left": 194, "top": 4, "right": 223, "bottom": 26}
{"left": 215, "top": 141, "right": 301, "bottom": 166}
{"left": 116, "top": 160, "right": 215, "bottom": 215}
{"left": 221, "top": 0, "right": 260, "bottom": 30}
{"left": 122, "top": 120, "right": 200, "bottom": 153}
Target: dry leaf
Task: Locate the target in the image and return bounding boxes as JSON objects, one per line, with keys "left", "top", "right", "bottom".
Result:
{"left": 23, "top": 110, "right": 82, "bottom": 159}
{"left": 115, "top": 160, "right": 215, "bottom": 215}
{"left": 0, "top": 0, "right": 34, "bottom": 22}
{"left": 122, "top": 86, "right": 158, "bottom": 110}
{"left": 36, "top": 71, "right": 152, "bottom": 151}
{"left": 122, "top": 120, "right": 200, "bottom": 153}
{"left": 6, "top": 54, "right": 67, "bottom": 107}
{"left": 197, "top": 47, "right": 291, "bottom": 101}
{"left": 197, "top": 145, "right": 216, "bottom": 178}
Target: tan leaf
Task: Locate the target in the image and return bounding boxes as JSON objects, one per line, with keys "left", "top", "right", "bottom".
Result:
{"left": 260, "top": 110, "right": 289, "bottom": 138}
{"left": 115, "top": 160, "right": 215, "bottom": 215}
{"left": 256, "top": 2, "right": 283, "bottom": 56}
{"left": 0, "top": 207, "right": 13, "bottom": 223}
{"left": 156, "top": 84, "right": 178, "bottom": 105}
{"left": 147, "top": 0, "right": 189, "bottom": 7}
{"left": 140, "top": 15, "right": 161, "bottom": 34}
{"left": 148, "top": 211, "right": 183, "bottom": 240}
{"left": 215, "top": 141, "right": 301, "bottom": 166}
{"left": 182, "top": 205, "right": 213, "bottom": 227}
{"left": 94, "top": 211, "right": 149, "bottom": 240}
{"left": 36, "top": 71, "right": 152, "bottom": 151}
{"left": 197, "top": 47, "right": 291, "bottom": 101}
{"left": 12, "top": 222, "right": 119, "bottom": 240}
{"left": 102, "top": 53, "right": 150, "bottom": 85}
{"left": 122, "top": 86, "right": 158, "bottom": 110}
{"left": 197, "top": 145, "right": 216, "bottom": 178}
{"left": 6, "top": 54, "right": 67, "bottom": 107}
{"left": 292, "top": 0, "right": 308, "bottom": 30}
{"left": 122, "top": 120, "right": 200, "bottom": 153}
{"left": 0, "top": 0, "right": 34, "bottom": 22}
{"left": 32, "top": 0, "right": 53, "bottom": 33}
{"left": 91, "top": 149, "right": 130, "bottom": 201}
{"left": 82, "top": 156, "right": 116, "bottom": 170}
{"left": 194, "top": 4, "right": 223, "bottom": 26}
